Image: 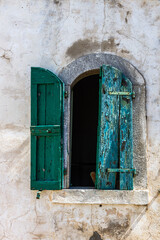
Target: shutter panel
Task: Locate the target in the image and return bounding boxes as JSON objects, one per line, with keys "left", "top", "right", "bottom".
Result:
{"left": 31, "top": 67, "right": 63, "bottom": 190}
{"left": 119, "top": 75, "right": 133, "bottom": 190}
{"left": 96, "top": 65, "right": 134, "bottom": 190}
{"left": 96, "top": 65, "right": 121, "bottom": 189}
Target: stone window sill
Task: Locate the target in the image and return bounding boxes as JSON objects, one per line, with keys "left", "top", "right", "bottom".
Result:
{"left": 51, "top": 189, "right": 149, "bottom": 205}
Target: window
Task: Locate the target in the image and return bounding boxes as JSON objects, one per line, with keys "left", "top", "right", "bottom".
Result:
{"left": 30, "top": 65, "right": 135, "bottom": 191}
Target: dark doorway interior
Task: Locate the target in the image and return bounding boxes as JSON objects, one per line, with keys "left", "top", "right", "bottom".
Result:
{"left": 71, "top": 74, "right": 99, "bottom": 187}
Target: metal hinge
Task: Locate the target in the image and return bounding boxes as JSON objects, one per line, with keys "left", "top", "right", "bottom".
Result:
{"left": 109, "top": 91, "right": 135, "bottom": 99}
{"left": 106, "top": 168, "right": 136, "bottom": 176}
{"left": 64, "top": 91, "right": 68, "bottom": 99}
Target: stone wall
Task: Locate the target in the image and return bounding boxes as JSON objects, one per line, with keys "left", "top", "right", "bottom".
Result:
{"left": 0, "top": 1, "right": 160, "bottom": 239}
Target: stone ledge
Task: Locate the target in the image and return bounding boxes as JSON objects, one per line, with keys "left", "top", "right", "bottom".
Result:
{"left": 51, "top": 189, "right": 149, "bottom": 205}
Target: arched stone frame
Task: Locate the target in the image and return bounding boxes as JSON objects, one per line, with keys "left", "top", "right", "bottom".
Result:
{"left": 58, "top": 53, "right": 147, "bottom": 192}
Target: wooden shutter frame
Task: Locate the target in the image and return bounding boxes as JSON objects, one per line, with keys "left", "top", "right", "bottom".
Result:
{"left": 96, "top": 65, "right": 135, "bottom": 190}
{"left": 31, "top": 67, "right": 64, "bottom": 190}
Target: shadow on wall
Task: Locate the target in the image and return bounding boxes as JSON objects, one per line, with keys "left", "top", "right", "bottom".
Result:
{"left": 65, "top": 38, "right": 129, "bottom": 59}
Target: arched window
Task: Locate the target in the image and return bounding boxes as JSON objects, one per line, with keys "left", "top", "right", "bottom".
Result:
{"left": 31, "top": 64, "right": 136, "bottom": 191}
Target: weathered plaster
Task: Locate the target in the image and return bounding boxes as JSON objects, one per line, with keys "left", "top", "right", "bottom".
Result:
{"left": 0, "top": 0, "right": 160, "bottom": 239}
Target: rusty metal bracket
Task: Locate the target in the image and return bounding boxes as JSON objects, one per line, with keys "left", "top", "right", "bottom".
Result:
{"left": 106, "top": 168, "right": 136, "bottom": 174}
{"left": 109, "top": 91, "right": 135, "bottom": 99}
{"left": 30, "top": 125, "right": 60, "bottom": 136}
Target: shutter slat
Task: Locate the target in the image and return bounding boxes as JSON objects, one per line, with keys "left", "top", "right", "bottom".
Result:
{"left": 119, "top": 75, "right": 133, "bottom": 190}
{"left": 31, "top": 84, "right": 37, "bottom": 126}
{"left": 36, "top": 84, "right": 46, "bottom": 181}
{"left": 37, "top": 136, "right": 45, "bottom": 180}
{"left": 37, "top": 84, "right": 46, "bottom": 125}
{"left": 45, "top": 136, "right": 56, "bottom": 180}
{"left": 46, "top": 84, "right": 60, "bottom": 125}
{"left": 31, "top": 82, "right": 37, "bottom": 182}
{"left": 96, "top": 65, "right": 122, "bottom": 189}
{"left": 31, "top": 136, "right": 37, "bottom": 181}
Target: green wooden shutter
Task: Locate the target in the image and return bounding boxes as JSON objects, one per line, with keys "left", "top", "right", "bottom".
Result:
{"left": 31, "top": 67, "right": 63, "bottom": 190}
{"left": 96, "top": 65, "right": 135, "bottom": 190}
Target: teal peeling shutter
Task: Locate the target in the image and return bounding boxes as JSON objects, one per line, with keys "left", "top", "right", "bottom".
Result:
{"left": 31, "top": 67, "right": 63, "bottom": 190}
{"left": 119, "top": 75, "right": 133, "bottom": 190}
{"left": 96, "top": 65, "right": 134, "bottom": 190}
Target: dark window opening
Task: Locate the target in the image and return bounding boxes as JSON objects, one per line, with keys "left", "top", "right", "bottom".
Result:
{"left": 71, "top": 74, "right": 99, "bottom": 187}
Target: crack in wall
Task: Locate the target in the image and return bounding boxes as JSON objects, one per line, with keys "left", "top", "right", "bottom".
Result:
{"left": 116, "top": 31, "right": 150, "bottom": 50}
{"left": 0, "top": 47, "right": 12, "bottom": 62}
{"left": 120, "top": 191, "right": 160, "bottom": 240}
{"left": 101, "top": 0, "right": 106, "bottom": 46}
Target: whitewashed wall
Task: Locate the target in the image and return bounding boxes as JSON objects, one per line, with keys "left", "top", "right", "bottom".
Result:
{"left": 0, "top": 1, "right": 160, "bottom": 239}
